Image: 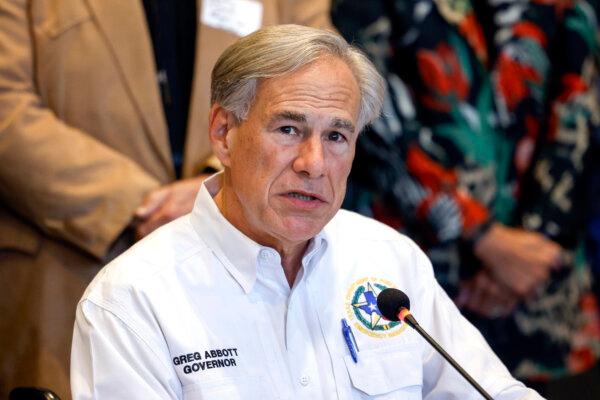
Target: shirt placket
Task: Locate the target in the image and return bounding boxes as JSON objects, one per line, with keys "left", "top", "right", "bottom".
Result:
{"left": 285, "top": 276, "right": 324, "bottom": 399}
{"left": 251, "top": 248, "right": 292, "bottom": 399}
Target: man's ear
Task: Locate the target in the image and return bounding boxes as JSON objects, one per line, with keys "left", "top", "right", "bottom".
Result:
{"left": 208, "top": 104, "right": 236, "bottom": 167}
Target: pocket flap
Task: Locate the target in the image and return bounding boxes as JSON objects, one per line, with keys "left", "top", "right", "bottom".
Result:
{"left": 40, "top": 0, "right": 92, "bottom": 38}
{"left": 344, "top": 347, "right": 423, "bottom": 396}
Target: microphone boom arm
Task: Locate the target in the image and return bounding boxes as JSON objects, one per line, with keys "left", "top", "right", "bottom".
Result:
{"left": 401, "top": 309, "right": 493, "bottom": 400}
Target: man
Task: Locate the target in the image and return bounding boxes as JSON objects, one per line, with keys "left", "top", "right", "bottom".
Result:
{"left": 0, "top": 1, "right": 330, "bottom": 398}
{"left": 71, "top": 25, "right": 540, "bottom": 399}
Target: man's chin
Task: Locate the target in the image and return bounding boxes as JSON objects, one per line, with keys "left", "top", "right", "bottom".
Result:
{"left": 279, "top": 219, "right": 328, "bottom": 242}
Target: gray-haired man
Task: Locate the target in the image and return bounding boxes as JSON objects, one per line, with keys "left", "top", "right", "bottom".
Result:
{"left": 71, "top": 25, "right": 541, "bottom": 399}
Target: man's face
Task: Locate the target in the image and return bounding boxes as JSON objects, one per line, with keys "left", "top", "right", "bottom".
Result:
{"left": 213, "top": 56, "right": 361, "bottom": 250}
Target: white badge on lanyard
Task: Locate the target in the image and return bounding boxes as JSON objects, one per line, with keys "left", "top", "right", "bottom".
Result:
{"left": 201, "top": 0, "right": 263, "bottom": 37}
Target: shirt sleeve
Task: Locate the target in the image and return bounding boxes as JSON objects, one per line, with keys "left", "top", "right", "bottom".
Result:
{"left": 512, "top": 2, "right": 598, "bottom": 248}
{"left": 71, "top": 300, "right": 182, "bottom": 400}
{"left": 407, "top": 242, "right": 543, "bottom": 400}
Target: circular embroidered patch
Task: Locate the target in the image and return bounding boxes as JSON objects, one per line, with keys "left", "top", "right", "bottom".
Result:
{"left": 345, "top": 277, "right": 407, "bottom": 338}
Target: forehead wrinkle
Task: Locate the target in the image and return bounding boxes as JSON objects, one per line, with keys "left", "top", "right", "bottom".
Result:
{"left": 266, "top": 92, "right": 355, "bottom": 110}
{"left": 265, "top": 88, "right": 358, "bottom": 121}
{"left": 279, "top": 83, "right": 356, "bottom": 102}
{"left": 263, "top": 73, "right": 357, "bottom": 102}
{"left": 254, "top": 59, "right": 361, "bottom": 128}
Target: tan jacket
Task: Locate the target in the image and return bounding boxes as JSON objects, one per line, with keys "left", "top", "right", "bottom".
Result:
{"left": 0, "top": 1, "right": 331, "bottom": 398}
{"left": 0, "top": 0, "right": 331, "bottom": 259}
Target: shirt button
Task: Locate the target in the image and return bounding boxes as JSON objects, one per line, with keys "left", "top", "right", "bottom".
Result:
{"left": 299, "top": 375, "right": 310, "bottom": 386}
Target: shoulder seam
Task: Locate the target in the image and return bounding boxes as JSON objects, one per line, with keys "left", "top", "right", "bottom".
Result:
{"left": 82, "top": 298, "right": 176, "bottom": 374}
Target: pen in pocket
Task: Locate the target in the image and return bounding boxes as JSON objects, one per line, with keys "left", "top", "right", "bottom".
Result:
{"left": 341, "top": 318, "right": 359, "bottom": 363}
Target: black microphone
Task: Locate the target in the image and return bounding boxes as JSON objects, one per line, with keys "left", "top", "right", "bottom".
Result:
{"left": 377, "top": 288, "right": 493, "bottom": 400}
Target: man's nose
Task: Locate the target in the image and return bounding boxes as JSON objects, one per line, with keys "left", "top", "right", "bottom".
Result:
{"left": 292, "top": 135, "right": 326, "bottom": 178}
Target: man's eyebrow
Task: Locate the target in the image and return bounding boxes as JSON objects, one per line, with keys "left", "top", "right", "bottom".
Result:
{"left": 270, "top": 111, "right": 307, "bottom": 123}
{"left": 331, "top": 117, "right": 355, "bottom": 134}
{"left": 270, "top": 111, "right": 355, "bottom": 133}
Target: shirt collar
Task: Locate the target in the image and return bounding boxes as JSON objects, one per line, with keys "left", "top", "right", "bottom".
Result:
{"left": 302, "top": 230, "right": 328, "bottom": 273}
{"left": 190, "top": 174, "right": 261, "bottom": 293}
{"left": 189, "top": 173, "right": 330, "bottom": 293}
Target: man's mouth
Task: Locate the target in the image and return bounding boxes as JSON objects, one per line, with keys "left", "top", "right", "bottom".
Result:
{"left": 289, "top": 192, "right": 317, "bottom": 201}
{"left": 284, "top": 191, "right": 325, "bottom": 202}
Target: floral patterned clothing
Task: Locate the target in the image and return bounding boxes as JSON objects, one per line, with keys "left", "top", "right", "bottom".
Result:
{"left": 334, "top": 0, "right": 600, "bottom": 380}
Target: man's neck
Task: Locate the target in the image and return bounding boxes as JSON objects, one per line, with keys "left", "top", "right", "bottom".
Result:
{"left": 277, "top": 242, "right": 309, "bottom": 287}
{"left": 213, "top": 182, "right": 309, "bottom": 288}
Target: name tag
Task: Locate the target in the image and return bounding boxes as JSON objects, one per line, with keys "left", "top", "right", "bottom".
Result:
{"left": 173, "top": 348, "right": 240, "bottom": 375}
{"left": 201, "top": 0, "right": 263, "bottom": 37}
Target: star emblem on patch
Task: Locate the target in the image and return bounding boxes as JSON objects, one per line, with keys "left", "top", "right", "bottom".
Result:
{"left": 351, "top": 282, "right": 384, "bottom": 329}
{"left": 345, "top": 278, "right": 406, "bottom": 338}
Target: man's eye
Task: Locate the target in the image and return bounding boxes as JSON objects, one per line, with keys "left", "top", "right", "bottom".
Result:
{"left": 328, "top": 132, "right": 347, "bottom": 142}
{"left": 279, "top": 126, "right": 297, "bottom": 135}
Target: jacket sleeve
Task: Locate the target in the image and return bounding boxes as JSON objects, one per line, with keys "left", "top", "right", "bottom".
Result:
{"left": 513, "top": 1, "right": 598, "bottom": 249}
{"left": 0, "top": 0, "right": 160, "bottom": 259}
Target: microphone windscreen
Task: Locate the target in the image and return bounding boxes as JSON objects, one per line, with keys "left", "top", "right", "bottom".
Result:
{"left": 377, "top": 288, "right": 410, "bottom": 321}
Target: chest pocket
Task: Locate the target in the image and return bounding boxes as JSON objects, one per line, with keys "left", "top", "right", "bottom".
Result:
{"left": 35, "top": 0, "right": 92, "bottom": 39}
{"left": 344, "top": 346, "right": 423, "bottom": 399}
{"left": 182, "top": 374, "right": 277, "bottom": 400}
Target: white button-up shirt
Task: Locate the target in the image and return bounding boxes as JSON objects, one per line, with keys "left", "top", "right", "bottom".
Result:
{"left": 71, "top": 175, "right": 542, "bottom": 399}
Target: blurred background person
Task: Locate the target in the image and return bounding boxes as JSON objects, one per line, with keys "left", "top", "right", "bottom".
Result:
{"left": 333, "top": 0, "right": 600, "bottom": 397}
{"left": 588, "top": 80, "right": 600, "bottom": 296}
{"left": 0, "top": 1, "right": 331, "bottom": 399}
